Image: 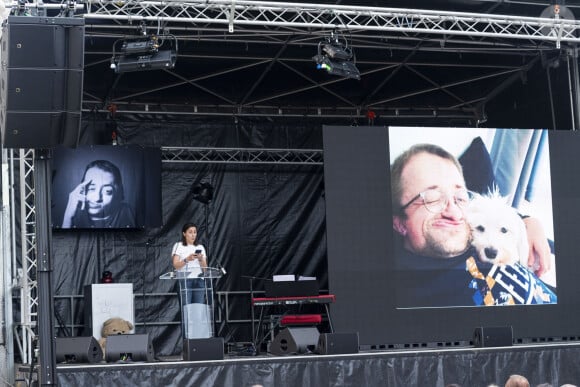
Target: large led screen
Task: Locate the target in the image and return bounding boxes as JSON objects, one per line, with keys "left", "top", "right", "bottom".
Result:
{"left": 324, "top": 126, "right": 580, "bottom": 348}
{"left": 389, "top": 127, "right": 556, "bottom": 309}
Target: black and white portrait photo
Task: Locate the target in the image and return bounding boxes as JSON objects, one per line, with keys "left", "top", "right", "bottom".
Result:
{"left": 51, "top": 145, "right": 161, "bottom": 229}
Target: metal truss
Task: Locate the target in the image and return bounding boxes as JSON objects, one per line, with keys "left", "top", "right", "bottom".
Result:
{"left": 163, "top": 146, "right": 323, "bottom": 165}
{"left": 77, "top": 0, "right": 580, "bottom": 121}
{"left": 82, "top": 101, "right": 479, "bottom": 120}
{"left": 12, "top": 149, "right": 37, "bottom": 365}
{"left": 83, "top": 0, "right": 580, "bottom": 46}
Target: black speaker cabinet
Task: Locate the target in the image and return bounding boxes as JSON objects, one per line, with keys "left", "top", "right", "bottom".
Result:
{"left": 55, "top": 336, "right": 103, "bottom": 363}
{"left": 316, "top": 332, "right": 359, "bottom": 355}
{"left": 270, "top": 327, "right": 320, "bottom": 356}
{"left": 183, "top": 337, "right": 224, "bottom": 361}
{"left": 105, "top": 334, "right": 154, "bottom": 362}
{"left": 473, "top": 326, "right": 513, "bottom": 348}
{"left": 0, "top": 16, "right": 84, "bottom": 148}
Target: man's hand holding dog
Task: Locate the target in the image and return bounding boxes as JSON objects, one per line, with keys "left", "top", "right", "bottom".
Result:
{"left": 523, "top": 217, "right": 551, "bottom": 277}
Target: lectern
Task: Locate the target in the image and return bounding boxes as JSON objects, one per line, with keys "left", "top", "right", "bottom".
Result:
{"left": 160, "top": 267, "right": 224, "bottom": 339}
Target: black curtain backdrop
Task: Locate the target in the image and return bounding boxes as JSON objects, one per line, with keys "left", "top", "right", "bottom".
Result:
{"left": 50, "top": 114, "right": 327, "bottom": 355}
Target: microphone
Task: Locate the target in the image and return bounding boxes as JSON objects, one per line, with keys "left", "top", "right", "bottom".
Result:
{"left": 212, "top": 261, "right": 227, "bottom": 275}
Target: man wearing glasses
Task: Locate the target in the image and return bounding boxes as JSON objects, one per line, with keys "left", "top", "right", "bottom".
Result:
{"left": 392, "top": 143, "right": 472, "bottom": 261}
{"left": 391, "top": 143, "right": 554, "bottom": 307}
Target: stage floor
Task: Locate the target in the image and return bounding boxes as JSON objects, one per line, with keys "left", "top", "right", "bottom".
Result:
{"left": 28, "top": 342, "right": 580, "bottom": 386}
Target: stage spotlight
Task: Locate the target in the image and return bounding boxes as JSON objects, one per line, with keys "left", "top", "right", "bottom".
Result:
{"left": 111, "top": 34, "right": 178, "bottom": 73}
{"left": 114, "top": 49, "right": 177, "bottom": 73}
{"left": 193, "top": 182, "right": 214, "bottom": 204}
{"left": 313, "top": 54, "right": 360, "bottom": 80}
{"left": 313, "top": 33, "right": 360, "bottom": 80}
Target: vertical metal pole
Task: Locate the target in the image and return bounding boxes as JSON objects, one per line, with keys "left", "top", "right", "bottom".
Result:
{"left": 546, "top": 65, "right": 557, "bottom": 130}
{"left": 566, "top": 51, "right": 578, "bottom": 130}
{"left": 570, "top": 48, "right": 580, "bottom": 131}
{"left": 250, "top": 278, "right": 256, "bottom": 346}
{"left": 34, "top": 149, "right": 56, "bottom": 386}
{"left": 1, "top": 149, "right": 15, "bottom": 386}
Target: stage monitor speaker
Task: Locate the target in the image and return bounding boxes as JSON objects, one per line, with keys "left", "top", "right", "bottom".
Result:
{"left": 270, "top": 327, "right": 320, "bottom": 356}
{"left": 315, "top": 332, "right": 359, "bottom": 355}
{"left": 473, "top": 326, "right": 513, "bottom": 348}
{"left": 55, "top": 336, "right": 103, "bottom": 363}
{"left": 183, "top": 337, "right": 224, "bottom": 361}
{"left": 105, "top": 334, "right": 154, "bottom": 362}
{"left": 0, "top": 16, "right": 84, "bottom": 149}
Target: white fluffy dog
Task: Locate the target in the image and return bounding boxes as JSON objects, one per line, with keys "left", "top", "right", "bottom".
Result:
{"left": 466, "top": 190, "right": 529, "bottom": 266}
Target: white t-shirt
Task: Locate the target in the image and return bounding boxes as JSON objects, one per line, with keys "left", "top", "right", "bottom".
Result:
{"left": 172, "top": 242, "right": 207, "bottom": 278}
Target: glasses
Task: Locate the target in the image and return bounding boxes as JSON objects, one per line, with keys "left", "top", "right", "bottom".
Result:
{"left": 399, "top": 188, "right": 474, "bottom": 214}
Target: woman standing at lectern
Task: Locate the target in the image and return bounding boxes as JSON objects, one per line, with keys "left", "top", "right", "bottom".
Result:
{"left": 171, "top": 222, "right": 208, "bottom": 305}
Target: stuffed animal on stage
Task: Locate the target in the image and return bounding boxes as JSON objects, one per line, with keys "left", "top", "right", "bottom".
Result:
{"left": 98, "top": 317, "right": 134, "bottom": 357}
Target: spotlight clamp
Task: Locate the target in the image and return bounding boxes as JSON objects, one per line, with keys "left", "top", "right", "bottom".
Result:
{"left": 121, "top": 36, "right": 160, "bottom": 55}
{"left": 322, "top": 42, "right": 352, "bottom": 61}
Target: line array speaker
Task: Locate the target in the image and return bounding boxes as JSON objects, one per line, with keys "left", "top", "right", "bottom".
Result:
{"left": 315, "top": 332, "right": 359, "bottom": 355}
{"left": 183, "top": 337, "right": 224, "bottom": 361}
{"left": 105, "top": 334, "right": 155, "bottom": 362}
{"left": 270, "top": 327, "right": 320, "bottom": 356}
{"left": 0, "top": 16, "right": 84, "bottom": 148}
{"left": 473, "top": 326, "right": 513, "bottom": 348}
{"left": 55, "top": 336, "right": 103, "bottom": 363}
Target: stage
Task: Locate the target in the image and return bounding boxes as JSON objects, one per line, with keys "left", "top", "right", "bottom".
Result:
{"left": 27, "top": 342, "right": 580, "bottom": 386}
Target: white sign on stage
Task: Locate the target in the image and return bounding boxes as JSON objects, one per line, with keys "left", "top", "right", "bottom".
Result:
{"left": 84, "top": 283, "right": 134, "bottom": 340}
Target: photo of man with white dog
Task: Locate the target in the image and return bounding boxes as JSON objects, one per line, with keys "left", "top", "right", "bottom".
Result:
{"left": 389, "top": 127, "right": 557, "bottom": 308}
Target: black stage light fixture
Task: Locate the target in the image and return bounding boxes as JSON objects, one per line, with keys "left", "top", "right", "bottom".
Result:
{"left": 313, "top": 33, "right": 360, "bottom": 80}
{"left": 193, "top": 182, "right": 214, "bottom": 204}
{"left": 313, "top": 54, "right": 360, "bottom": 80}
{"left": 110, "top": 34, "right": 178, "bottom": 73}
{"left": 114, "top": 49, "right": 177, "bottom": 73}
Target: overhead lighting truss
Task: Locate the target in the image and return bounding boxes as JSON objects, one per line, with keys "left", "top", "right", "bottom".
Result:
{"left": 162, "top": 147, "right": 324, "bottom": 165}
{"left": 82, "top": 0, "right": 580, "bottom": 46}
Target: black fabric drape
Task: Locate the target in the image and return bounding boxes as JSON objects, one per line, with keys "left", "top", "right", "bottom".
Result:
{"left": 50, "top": 115, "right": 326, "bottom": 355}
{"left": 56, "top": 345, "right": 580, "bottom": 386}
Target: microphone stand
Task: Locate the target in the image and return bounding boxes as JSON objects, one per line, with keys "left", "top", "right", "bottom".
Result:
{"left": 203, "top": 202, "right": 212, "bottom": 336}
{"left": 143, "top": 239, "right": 152, "bottom": 334}
{"left": 142, "top": 239, "right": 161, "bottom": 336}
{"left": 250, "top": 277, "right": 255, "bottom": 345}
{"left": 197, "top": 194, "right": 217, "bottom": 338}
{"left": 195, "top": 183, "right": 233, "bottom": 342}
